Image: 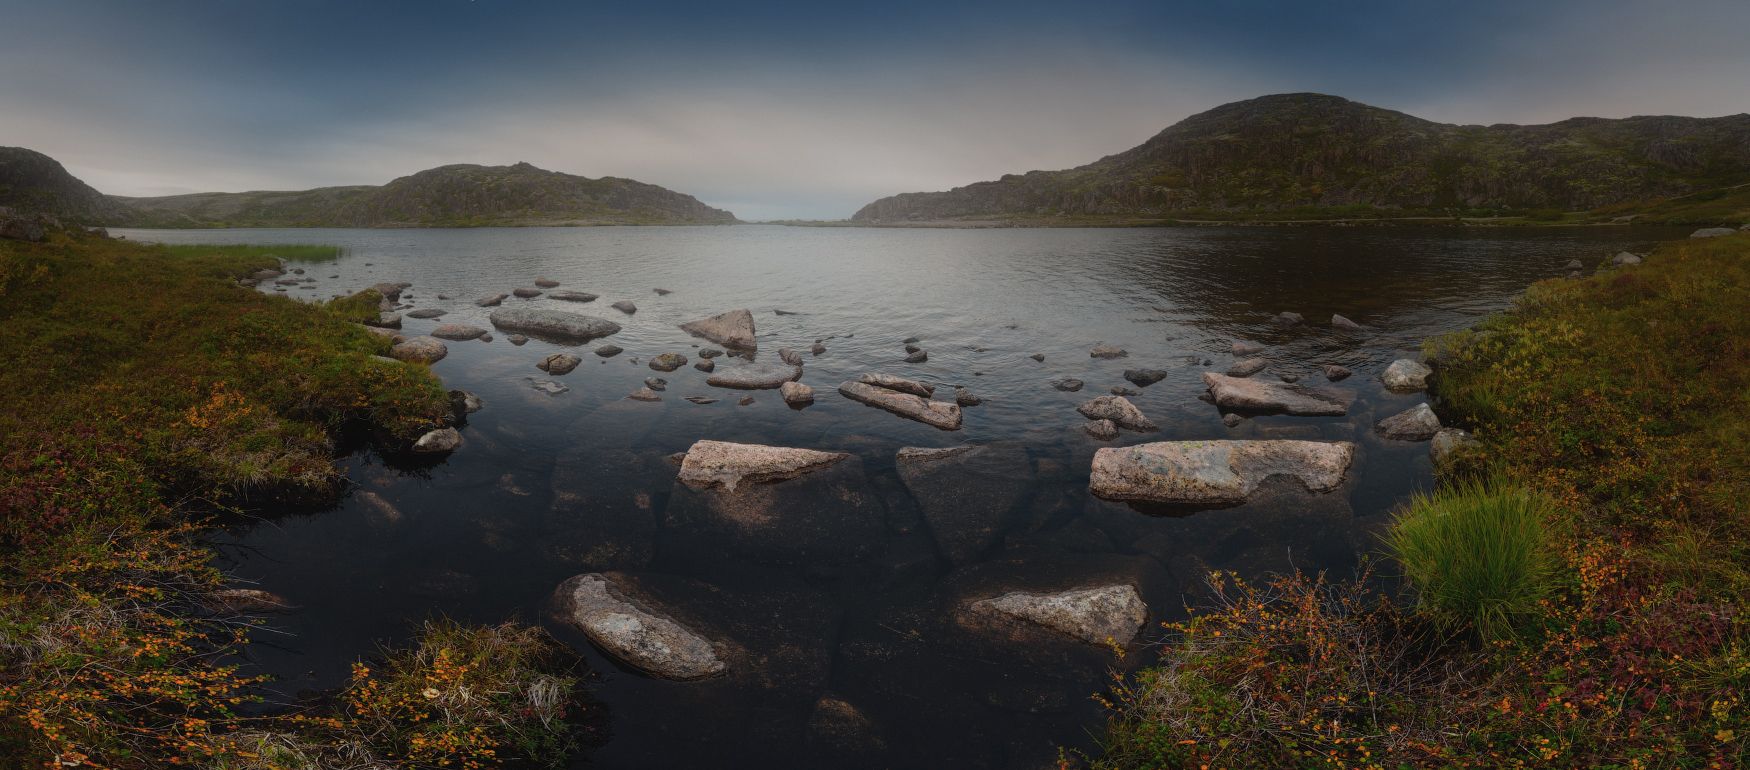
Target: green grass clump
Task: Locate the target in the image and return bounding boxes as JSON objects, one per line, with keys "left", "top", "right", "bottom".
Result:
{"left": 1384, "top": 482, "right": 1558, "bottom": 640}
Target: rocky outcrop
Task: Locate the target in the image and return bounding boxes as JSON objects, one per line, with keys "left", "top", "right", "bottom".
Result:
{"left": 676, "top": 440, "right": 848, "bottom": 492}
{"left": 1090, "top": 440, "right": 1356, "bottom": 504}
{"left": 488, "top": 307, "right": 622, "bottom": 342}
{"left": 706, "top": 361, "right": 803, "bottom": 389}
{"left": 966, "top": 585, "right": 1148, "bottom": 645}
{"left": 1381, "top": 358, "right": 1432, "bottom": 392}
{"left": 1076, "top": 396, "right": 1158, "bottom": 431}
{"left": 839, "top": 379, "right": 963, "bottom": 430}
{"left": 1201, "top": 372, "right": 1348, "bottom": 415}
{"left": 679, "top": 309, "right": 756, "bottom": 351}
{"left": 1376, "top": 403, "right": 1442, "bottom": 441}
{"left": 552, "top": 574, "right": 725, "bottom": 680}
{"left": 389, "top": 336, "right": 447, "bottom": 364}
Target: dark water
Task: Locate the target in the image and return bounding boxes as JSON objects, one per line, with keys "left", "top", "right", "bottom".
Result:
{"left": 119, "top": 224, "right": 1680, "bottom": 769}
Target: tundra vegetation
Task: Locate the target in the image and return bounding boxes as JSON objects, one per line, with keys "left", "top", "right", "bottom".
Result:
{"left": 0, "top": 233, "right": 585, "bottom": 768}
{"left": 1095, "top": 233, "right": 1750, "bottom": 768}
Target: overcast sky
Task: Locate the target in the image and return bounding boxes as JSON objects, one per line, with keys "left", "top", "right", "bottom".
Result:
{"left": 3, "top": 0, "right": 1747, "bottom": 220}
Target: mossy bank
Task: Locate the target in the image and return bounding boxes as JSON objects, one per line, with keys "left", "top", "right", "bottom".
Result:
{"left": 0, "top": 231, "right": 587, "bottom": 768}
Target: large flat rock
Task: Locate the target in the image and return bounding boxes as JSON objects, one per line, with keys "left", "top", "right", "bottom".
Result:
{"left": 1201, "top": 372, "right": 1348, "bottom": 416}
{"left": 838, "top": 380, "right": 962, "bottom": 430}
{"left": 680, "top": 308, "right": 758, "bottom": 350}
{"left": 678, "top": 440, "right": 848, "bottom": 492}
{"left": 1089, "top": 440, "right": 1356, "bottom": 504}
{"left": 488, "top": 306, "right": 622, "bottom": 343}
{"left": 706, "top": 361, "right": 803, "bottom": 389}
{"left": 552, "top": 573, "right": 725, "bottom": 680}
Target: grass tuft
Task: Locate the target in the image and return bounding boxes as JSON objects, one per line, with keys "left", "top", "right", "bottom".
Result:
{"left": 1383, "top": 481, "right": 1559, "bottom": 641}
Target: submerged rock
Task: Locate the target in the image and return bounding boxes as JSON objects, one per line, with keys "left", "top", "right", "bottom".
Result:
{"left": 694, "top": 358, "right": 715, "bottom": 372}
{"left": 1090, "top": 440, "right": 1356, "bottom": 504}
{"left": 1381, "top": 358, "right": 1433, "bottom": 392}
{"left": 643, "top": 377, "right": 667, "bottom": 391}
{"left": 649, "top": 353, "right": 689, "bottom": 372}
{"left": 680, "top": 308, "right": 756, "bottom": 349}
{"left": 706, "top": 361, "right": 803, "bottom": 389}
{"left": 1331, "top": 314, "right": 1365, "bottom": 331}
{"left": 533, "top": 277, "right": 561, "bottom": 288}
{"left": 1090, "top": 343, "right": 1128, "bottom": 359}
{"left": 1076, "top": 396, "right": 1158, "bottom": 431}
{"left": 430, "top": 323, "right": 487, "bottom": 341}
{"left": 527, "top": 378, "right": 568, "bottom": 395}
{"left": 779, "top": 347, "right": 804, "bottom": 366}
{"left": 552, "top": 574, "right": 725, "bottom": 680}
{"left": 903, "top": 350, "right": 928, "bottom": 363}
{"left": 1123, "top": 368, "right": 1167, "bottom": 387}
{"left": 1029, "top": 353, "right": 1045, "bottom": 362}
{"left": 954, "top": 387, "right": 982, "bottom": 406}
{"left": 449, "top": 389, "right": 483, "bottom": 414}
{"left": 895, "top": 443, "right": 1031, "bottom": 564}
{"left": 475, "top": 293, "right": 509, "bottom": 307}
{"left": 677, "top": 439, "right": 848, "bottom": 492}
{"left": 1376, "top": 403, "right": 1442, "bottom": 441}
{"left": 1084, "top": 419, "right": 1119, "bottom": 440}
{"left": 966, "top": 585, "right": 1147, "bottom": 646}
{"left": 838, "top": 380, "right": 962, "bottom": 430}
{"left": 1050, "top": 378, "right": 1084, "bottom": 392}
{"left": 389, "top": 336, "right": 447, "bottom": 364}
{"left": 512, "top": 287, "right": 543, "bottom": 298}
{"left": 507, "top": 334, "right": 528, "bottom": 346}
{"left": 780, "top": 381, "right": 815, "bottom": 405}
{"left": 538, "top": 353, "right": 581, "bottom": 375}
{"left": 489, "top": 307, "right": 622, "bottom": 342}
{"left": 627, "top": 387, "right": 662, "bottom": 402}
{"left": 594, "top": 344, "right": 623, "bottom": 357}
{"left": 1201, "top": 372, "right": 1348, "bottom": 415}
{"left": 810, "top": 342, "right": 826, "bottom": 355}
{"left": 1231, "top": 340, "right": 1265, "bottom": 356}
{"left": 653, "top": 288, "right": 672, "bottom": 295}
{"left": 1227, "top": 357, "right": 1268, "bottom": 377}
{"left": 858, "top": 372, "right": 933, "bottom": 398}
{"left": 548, "top": 290, "right": 599, "bottom": 302}
{"left": 412, "top": 427, "right": 462, "bottom": 454}
{"left": 405, "top": 308, "right": 446, "bottom": 319}
{"left": 611, "top": 300, "right": 637, "bottom": 314}
{"left": 1323, "top": 364, "right": 1352, "bottom": 381}
{"left": 1275, "top": 311, "right": 1304, "bottom": 326}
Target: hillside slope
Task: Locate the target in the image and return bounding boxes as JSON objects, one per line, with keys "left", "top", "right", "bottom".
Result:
{"left": 112, "top": 161, "right": 737, "bottom": 227}
{"left": 853, "top": 93, "right": 1750, "bottom": 222}
{"left": 0, "top": 147, "right": 128, "bottom": 224}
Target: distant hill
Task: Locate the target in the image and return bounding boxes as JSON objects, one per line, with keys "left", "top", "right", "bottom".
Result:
{"left": 112, "top": 162, "right": 737, "bottom": 227}
{"left": 852, "top": 93, "right": 1750, "bottom": 223}
{"left": 0, "top": 147, "right": 129, "bottom": 224}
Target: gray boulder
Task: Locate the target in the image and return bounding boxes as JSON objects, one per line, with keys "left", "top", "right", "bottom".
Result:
{"left": 1431, "top": 427, "right": 1478, "bottom": 464}
{"left": 1376, "top": 403, "right": 1442, "bottom": 441}
{"left": 548, "top": 291, "right": 599, "bottom": 302}
{"left": 1051, "top": 378, "right": 1084, "bottom": 392}
{"left": 838, "top": 380, "right": 963, "bottom": 430}
{"left": 680, "top": 309, "right": 758, "bottom": 350}
{"left": 1090, "top": 440, "right": 1356, "bottom": 504}
{"left": 1690, "top": 227, "right": 1735, "bottom": 238}
{"left": 475, "top": 293, "right": 509, "bottom": 307}
{"left": 1090, "top": 343, "right": 1128, "bottom": 359}
{"left": 1381, "top": 358, "right": 1433, "bottom": 392}
{"left": 904, "top": 350, "right": 928, "bottom": 363}
{"left": 954, "top": 386, "right": 982, "bottom": 406}
{"left": 1123, "top": 369, "right": 1168, "bottom": 387}
{"left": 412, "top": 427, "right": 462, "bottom": 453}
{"left": 533, "top": 277, "right": 560, "bottom": 288}
{"left": 611, "top": 300, "right": 637, "bottom": 314}
{"left": 779, "top": 347, "right": 804, "bottom": 366}
{"left": 489, "top": 307, "right": 622, "bottom": 342}
{"left": 552, "top": 574, "right": 725, "bottom": 680}
{"left": 627, "top": 387, "right": 662, "bottom": 402}
{"left": 538, "top": 353, "right": 581, "bottom": 375}
{"left": 965, "top": 585, "right": 1147, "bottom": 646}
{"left": 649, "top": 353, "right": 689, "bottom": 372}
{"left": 1331, "top": 314, "right": 1365, "bottom": 331}
{"left": 405, "top": 308, "right": 446, "bottom": 319}
{"left": 365, "top": 312, "right": 402, "bottom": 330}
{"left": 780, "top": 381, "right": 815, "bottom": 405}
{"left": 449, "top": 389, "right": 483, "bottom": 414}
{"left": 594, "top": 344, "right": 623, "bottom": 357}
{"left": 1076, "top": 395, "right": 1158, "bottom": 431}
{"left": 1275, "top": 311, "right": 1304, "bottom": 325}
{"left": 1323, "top": 364, "right": 1352, "bottom": 381}
{"left": 1201, "top": 372, "right": 1347, "bottom": 416}
{"left": 706, "top": 361, "right": 803, "bottom": 389}
{"left": 1612, "top": 251, "right": 1643, "bottom": 266}
{"left": 389, "top": 336, "right": 447, "bottom": 364}
{"left": 512, "top": 287, "right": 543, "bottom": 298}
{"left": 858, "top": 372, "right": 933, "bottom": 398}
{"left": 677, "top": 440, "right": 848, "bottom": 492}
{"left": 1084, "top": 419, "right": 1119, "bottom": 440}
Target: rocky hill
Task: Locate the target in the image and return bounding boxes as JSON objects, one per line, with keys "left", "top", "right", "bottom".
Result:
{"left": 852, "top": 93, "right": 1750, "bottom": 222}
{"left": 113, "top": 162, "right": 737, "bottom": 227}
{"left": 0, "top": 147, "right": 128, "bottom": 224}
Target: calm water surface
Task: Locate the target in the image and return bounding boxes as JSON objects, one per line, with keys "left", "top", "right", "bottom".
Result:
{"left": 120, "top": 224, "right": 1682, "bottom": 769}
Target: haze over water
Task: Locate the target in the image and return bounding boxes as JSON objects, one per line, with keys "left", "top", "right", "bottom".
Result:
{"left": 121, "top": 224, "right": 1680, "bottom": 768}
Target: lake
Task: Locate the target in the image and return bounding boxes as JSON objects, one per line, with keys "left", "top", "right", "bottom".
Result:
{"left": 117, "top": 224, "right": 1681, "bottom": 769}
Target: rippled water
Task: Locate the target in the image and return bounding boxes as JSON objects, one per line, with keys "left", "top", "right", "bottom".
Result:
{"left": 120, "top": 224, "right": 1681, "bottom": 769}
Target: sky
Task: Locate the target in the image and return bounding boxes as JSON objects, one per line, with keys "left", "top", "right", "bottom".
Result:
{"left": 3, "top": 0, "right": 1747, "bottom": 220}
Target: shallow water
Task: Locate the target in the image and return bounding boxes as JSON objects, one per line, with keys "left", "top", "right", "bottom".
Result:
{"left": 121, "top": 224, "right": 1681, "bottom": 769}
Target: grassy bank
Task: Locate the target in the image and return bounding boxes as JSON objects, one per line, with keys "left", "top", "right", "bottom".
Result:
{"left": 0, "top": 232, "right": 584, "bottom": 768}
{"left": 1094, "top": 234, "right": 1750, "bottom": 768}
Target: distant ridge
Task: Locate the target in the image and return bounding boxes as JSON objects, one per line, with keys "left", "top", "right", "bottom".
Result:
{"left": 852, "top": 93, "right": 1750, "bottom": 222}
{"left": 111, "top": 161, "right": 738, "bottom": 227}
{"left": 0, "top": 147, "right": 129, "bottom": 224}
